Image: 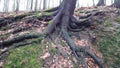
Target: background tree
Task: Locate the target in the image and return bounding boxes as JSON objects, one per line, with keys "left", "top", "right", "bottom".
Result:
{"left": 38, "top": 0, "right": 42, "bottom": 10}
{"left": 16, "top": 0, "right": 20, "bottom": 11}
{"left": 114, "top": 0, "right": 120, "bottom": 8}
{"left": 93, "top": 0, "right": 95, "bottom": 6}
{"left": 97, "top": 0, "right": 105, "bottom": 6}
{"left": 34, "top": 0, "right": 38, "bottom": 11}
{"left": 26, "top": 0, "right": 31, "bottom": 11}
{"left": 30, "top": 0, "right": 33, "bottom": 10}
{"left": 43, "top": 0, "right": 47, "bottom": 10}
{"left": 3, "top": 0, "right": 9, "bottom": 12}
{"left": 13, "top": 0, "right": 20, "bottom": 12}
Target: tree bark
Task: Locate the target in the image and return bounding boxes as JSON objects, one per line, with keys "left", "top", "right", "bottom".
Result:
{"left": 97, "top": 0, "right": 105, "bottom": 6}
{"left": 45, "top": 0, "right": 104, "bottom": 68}
{"left": 113, "top": 0, "right": 120, "bottom": 8}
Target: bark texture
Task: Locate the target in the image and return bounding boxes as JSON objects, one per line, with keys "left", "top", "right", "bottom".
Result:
{"left": 97, "top": 0, "right": 105, "bottom": 6}
{"left": 45, "top": 0, "right": 104, "bottom": 68}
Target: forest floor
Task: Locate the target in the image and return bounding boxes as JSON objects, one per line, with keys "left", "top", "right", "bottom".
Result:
{"left": 0, "top": 6, "right": 120, "bottom": 68}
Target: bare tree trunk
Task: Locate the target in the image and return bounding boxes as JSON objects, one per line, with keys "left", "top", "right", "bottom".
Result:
{"left": 3, "top": 0, "right": 9, "bottom": 12}
{"left": 43, "top": 0, "right": 47, "bottom": 10}
{"left": 13, "top": 0, "right": 20, "bottom": 12}
{"left": 114, "top": 0, "right": 120, "bottom": 8}
{"left": 47, "top": 0, "right": 50, "bottom": 9}
{"left": 93, "top": 0, "right": 95, "bottom": 6}
{"left": 34, "top": 0, "right": 38, "bottom": 11}
{"left": 16, "top": 0, "right": 20, "bottom": 12}
{"left": 97, "top": 0, "right": 105, "bottom": 6}
{"left": 30, "top": 0, "right": 33, "bottom": 11}
{"left": 26, "top": 0, "right": 30, "bottom": 11}
{"left": 38, "top": 0, "right": 42, "bottom": 10}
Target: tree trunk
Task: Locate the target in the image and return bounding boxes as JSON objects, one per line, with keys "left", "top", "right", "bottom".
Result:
{"left": 46, "top": 0, "right": 76, "bottom": 34}
{"left": 16, "top": 0, "right": 20, "bottom": 11}
{"left": 97, "top": 0, "right": 105, "bottom": 6}
{"left": 45, "top": 0, "right": 104, "bottom": 68}
{"left": 114, "top": 0, "right": 120, "bottom": 8}
{"left": 43, "top": 0, "right": 47, "bottom": 10}
{"left": 30, "top": 0, "right": 33, "bottom": 10}
{"left": 34, "top": 0, "right": 38, "bottom": 11}
{"left": 93, "top": 0, "right": 95, "bottom": 6}
{"left": 3, "top": 0, "right": 9, "bottom": 12}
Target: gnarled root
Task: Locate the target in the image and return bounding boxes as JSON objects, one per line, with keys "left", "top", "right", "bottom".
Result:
{"left": 61, "top": 17, "right": 104, "bottom": 68}
{"left": 44, "top": 0, "right": 104, "bottom": 67}
{"left": 0, "top": 33, "right": 44, "bottom": 48}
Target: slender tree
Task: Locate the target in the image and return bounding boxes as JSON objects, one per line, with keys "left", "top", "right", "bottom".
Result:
{"left": 3, "top": 0, "right": 9, "bottom": 12}
{"left": 93, "top": 0, "right": 95, "bottom": 6}
{"left": 30, "top": 0, "right": 33, "bottom": 10}
{"left": 38, "top": 0, "right": 42, "bottom": 10}
{"left": 97, "top": 0, "right": 105, "bottom": 6}
{"left": 43, "top": 0, "right": 47, "bottom": 10}
{"left": 34, "top": 0, "right": 38, "bottom": 11}
{"left": 26, "top": 0, "right": 30, "bottom": 10}
{"left": 13, "top": 0, "right": 20, "bottom": 12}
{"left": 16, "top": 0, "right": 20, "bottom": 11}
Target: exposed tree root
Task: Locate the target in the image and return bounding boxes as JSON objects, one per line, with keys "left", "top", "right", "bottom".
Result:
{"left": 0, "top": 38, "right": 42, "bottom": 59}
{"left": 0, "top": 1, "right": 105, "bottom": 68}
{"left": 43, "top": 6, "right": 59, "bottom": 12}
{"left": 46, "top": 9, "right": 63, "bottom": 34}
{"left": 44, "top": 0, "right": 105, "bottom": 67}
{"left": 0, "top": 42, "right": 30, "bottom": 59}
{"left": 79, "top": 10, "right": 104, "bottom": 19}
{"left": 11, "top": 27, "right": 31, "bottom": 34}
{"left": 0, "top": 10, "right": 57, "bottom": 28}
{"left": 68, "top": 11, "right": 104, "bottom": 32}
{"left": 0, "top": 33, "right": 44, "bottom": 48}
{"left": 0, "top": 14, "right": 32, "bottom": 27}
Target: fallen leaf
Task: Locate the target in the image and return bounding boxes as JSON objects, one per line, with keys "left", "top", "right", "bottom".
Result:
{"left": 40, "top": 52, "right": 50, "bottom": 60}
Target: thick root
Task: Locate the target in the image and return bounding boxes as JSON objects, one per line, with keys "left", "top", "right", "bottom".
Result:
{"left": 46, "top": 9, "right": 62, "bottom": 34}
{"left": 43, "top": 6, "right": 59, "bottom": 12}
{"left": 62, "top": 27, "right": 104, "bottom": 68}
{"left": 0, "top": 33, "right": 44, "bottom": 47}
{"left": 0, "top": 14, "right": 33, "bottom": 27}
{"left": 0, "top": 42, "right": 30, "bottom": 59}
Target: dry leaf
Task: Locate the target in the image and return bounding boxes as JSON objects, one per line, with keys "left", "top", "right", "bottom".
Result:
{"left": 40, "top": 52, "right": 50, "bottom": 60}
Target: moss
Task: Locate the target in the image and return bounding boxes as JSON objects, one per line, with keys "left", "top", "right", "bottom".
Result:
{"left": 0, "top": 27, "right": 8, "bottom": 31}
{"left": 48, "top": 20, "right": 53, "bottom": 25}
{"left": 50, "top": 48, "right": 60, "bottom": 55}
{"left": 35, "top": 12, "right": 52, "bottom": 17}
{"left": 79, "top": 10, "right": 88, "bottom": 13}
{"left": 98, "top": 29, "right": 120, "bottom": 68}
{"left": 114, "top": 17, "right": 120, "bottom": 23}
{"left": 4, "top": 44, "right": 43, "bottom": 68}
{"left": 105, "top": 20, "right": 112, "bottom": 27}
